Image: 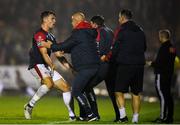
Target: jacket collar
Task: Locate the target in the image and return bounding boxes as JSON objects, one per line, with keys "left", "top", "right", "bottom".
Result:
{"left": 74, "top": 21, "right": 92, "bottom": 29}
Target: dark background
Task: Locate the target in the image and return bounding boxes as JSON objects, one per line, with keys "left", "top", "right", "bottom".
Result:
{"left": 0, "top": 0, "right": 179, "bottom": 65}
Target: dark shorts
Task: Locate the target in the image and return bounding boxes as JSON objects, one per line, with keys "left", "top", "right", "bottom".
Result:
{"left": 115, "top": 64, "right": 144, "bottom": 95}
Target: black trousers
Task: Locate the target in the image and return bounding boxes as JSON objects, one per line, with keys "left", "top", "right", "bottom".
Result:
{"left": 155, "top": 73, "right": 174, "bottom": 120}
{"left": 80, "top": 62, "right": 120, "bottom": 120}
{"left": 72, "top": 67, "right": 98, "bottom": 116}
{"left": 105, "top": 62, "right": 120, "bottom": 120}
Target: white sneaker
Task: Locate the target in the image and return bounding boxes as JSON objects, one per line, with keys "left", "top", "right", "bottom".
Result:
{"left": 24, "top": 104, "right": 33, "bottom": 119}
{"left": 132, "top": 117, "right": 138, "bottom": 123}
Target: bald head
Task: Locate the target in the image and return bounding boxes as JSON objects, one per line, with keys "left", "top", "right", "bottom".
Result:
{"left": 71, "top": 12, "right": 85, "bottom": 28}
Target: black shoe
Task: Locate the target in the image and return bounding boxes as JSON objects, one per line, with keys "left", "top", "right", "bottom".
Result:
{"left": 96, "top": 115, "right": 100, "bottom": 121}
{"left": 118, "top": 116, "right": 128, "bottom": 123}
{"left": 152, "top": 117, "right": 165, "bottom": 123}
{"left": 76, "top": 116, "right": 87, "bottom": 121}
{"left": 164, "top": 118, "right": 173, "bottom": 124}
{"left": 69, "top": 116, "right": 76, "bottom": 121}
{"left": 87, "top": 114, "right": 98, "bottom": 122}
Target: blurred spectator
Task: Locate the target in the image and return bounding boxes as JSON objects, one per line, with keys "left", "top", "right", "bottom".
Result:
{"left": 0, "top": 0, "right": 179, "bottom": 65}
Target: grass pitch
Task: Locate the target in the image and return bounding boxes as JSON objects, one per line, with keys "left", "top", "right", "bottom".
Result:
{"left": 0, "top": 95, "right": 179, "bottom": 124}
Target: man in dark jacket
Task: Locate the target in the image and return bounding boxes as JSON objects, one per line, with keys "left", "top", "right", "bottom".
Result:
{"left": 148, "top": 29, "right": 176, "bottom": 123}
{"left": 113, "top": 9, "right": 146, "bottom": 123}
{"left": 41, "top": 12, "right": 100, "bottom": 122}
{"left": 81, "top": 15, "right": 120, "bottom": 121}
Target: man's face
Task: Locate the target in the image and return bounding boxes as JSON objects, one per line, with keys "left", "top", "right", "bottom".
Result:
{"left": 159, "top": 33, "right": 163, "bottom": 43}
{"left": 90, "top": 21, "right": 98, "bottom": 28}
{"left": 44, "top": 14, "right": 56, "bottom": 29}
{"left": 118, "top": 15, "right": 123, "bottom": 25}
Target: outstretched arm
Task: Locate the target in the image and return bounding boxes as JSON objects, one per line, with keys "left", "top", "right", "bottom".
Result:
{"left": 41, "top": 35, "right": 79, "bottom": 53}
{"left": 54, "top": 51, "right": 74, "bottom": 70}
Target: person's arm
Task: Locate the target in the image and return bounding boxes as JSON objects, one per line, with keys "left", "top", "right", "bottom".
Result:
{"left": 41, "top": 34, "right": 79, "bottom": 53}
{"left": 34, "top": 32, "right": 55, "bottom": 71}
{"left": 54, "top": 51, "right": 73, "bottom": 69}
{"left": 39, "top": 47, "right": 55, "bottom": 71}
{"left": 51, "top": 35, "right": 79, "bottom": 52}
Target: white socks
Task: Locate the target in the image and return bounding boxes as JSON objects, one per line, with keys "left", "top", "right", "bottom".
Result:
{"left": 62, "top": 91, "right": 75, "bottom": 117}
{"left": 119, "top": 107, "right": 139, "bottom": 123}
{"left": 132, "top": 113, "right": 139, "bottom": 123}
{"left": 119, "top": 107, "right": 126, "bottom": 119}
{"left": 29, "top": 84, "right": 49, "bottom": 107}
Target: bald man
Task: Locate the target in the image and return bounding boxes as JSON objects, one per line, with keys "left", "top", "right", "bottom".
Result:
{"left": 41, "top": 12, "right": 100, "bottom": 122}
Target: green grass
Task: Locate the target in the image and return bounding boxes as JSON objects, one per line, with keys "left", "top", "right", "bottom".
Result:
{"left": 0, "top": 95, "right": 179, "bottom": 124}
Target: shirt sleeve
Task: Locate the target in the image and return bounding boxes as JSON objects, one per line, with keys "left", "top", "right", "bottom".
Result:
{"left": 34, "top": 32, "right": 46, "bottom": 48}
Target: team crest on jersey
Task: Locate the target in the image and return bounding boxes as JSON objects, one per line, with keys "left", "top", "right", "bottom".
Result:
{"left": 37, "top": 42, "right": 42, "bottom": 47}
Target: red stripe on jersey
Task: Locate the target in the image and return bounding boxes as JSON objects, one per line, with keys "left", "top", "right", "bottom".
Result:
{"left": 106, "top": 26, "right": 121, "bottom": 60}
{"left": 34, "top": 32, "right": 46, "bottom": 48}
{"left": 96, "top": 28, "right": 101, "bottom": 42}
{"left": 34, "top": 65, "right": 43, "bottom": 79}
{"left": 112, "top": 26, "right": 121, "bottom": 45}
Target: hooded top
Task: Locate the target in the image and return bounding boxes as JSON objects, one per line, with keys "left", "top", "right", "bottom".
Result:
{"left": 51, "top": 21, "right": 100, "bottom": 71}
{"left": 112, "top": 21, "right": 147, "bottom": 65}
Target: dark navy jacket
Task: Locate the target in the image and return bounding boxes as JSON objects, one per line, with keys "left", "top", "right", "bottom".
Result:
{"left": 112, "top": 21, "right": 146, "bottom": 65}
{"left": 51, "top": 21, "right": 100, "bottom": 71}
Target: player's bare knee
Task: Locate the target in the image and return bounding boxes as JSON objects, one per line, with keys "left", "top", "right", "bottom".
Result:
{"left": 54, "top": 79, "right": 71, "bottom": 92}
{"left": 42, "top": 77, "right": 54, "bottom": 89}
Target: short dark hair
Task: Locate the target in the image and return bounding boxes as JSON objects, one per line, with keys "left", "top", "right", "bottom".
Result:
{"left": 90, "top": 15, "right": 105, "bottom": 26}
{"left": 41, "top": 11, "right": 56, "bottom": 23}
{"left": 119, "top": 9, "right": 133, "bottom": 19}
{"left": 159, "top": 29, "right": 171, "bottom": 40}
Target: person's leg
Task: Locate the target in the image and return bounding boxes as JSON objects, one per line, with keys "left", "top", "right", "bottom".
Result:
{"left": 54, "top": 79, "right": 75, "bottom": 120}
{"left": 165, "top": 94, "right": 174, "bottom": 123}
{"left": 114, "top": 65, "right": 132, "bottom": 122}
{"left": 130, "top": 65, "right": 144, "bottom": 123}
{"left": 105, "top": 63, "right": 120, "bottom": 121}
{"left": 28, "top": 78, "right": 53, "bottom": 107}
{"left": 115, "top": 92, "right": 127, "bottom": 119}
{"left": 152, "top": 73, "right": 167, "bottom": 123}
{"left": 131, "top": 94, "right": 141, "bottom": 123}
{"left": 53, "top": 70, "right": 75, "bottom": 120}
{"left": 157, "top": 74, "right": 166, "bottom": 120}
{"left": 105, "top": 82, "right": 120, "bottom": 121}
{"left": 85, "top": 89, "right": 100, "bottom": 119}
{"left": 162, "top": 75, "right": 174, "bottom": 123}
{"left": 24, "top": 65, "right": 54, "bottom": 119}
{"left": 72, "top": 68, "right": 98, "bottom": 121}
{"left": 83, "top": 62, "right": 108, "bottom": 119}
{"left": 78, "top": 93, "right": 87, "bottom": 120}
